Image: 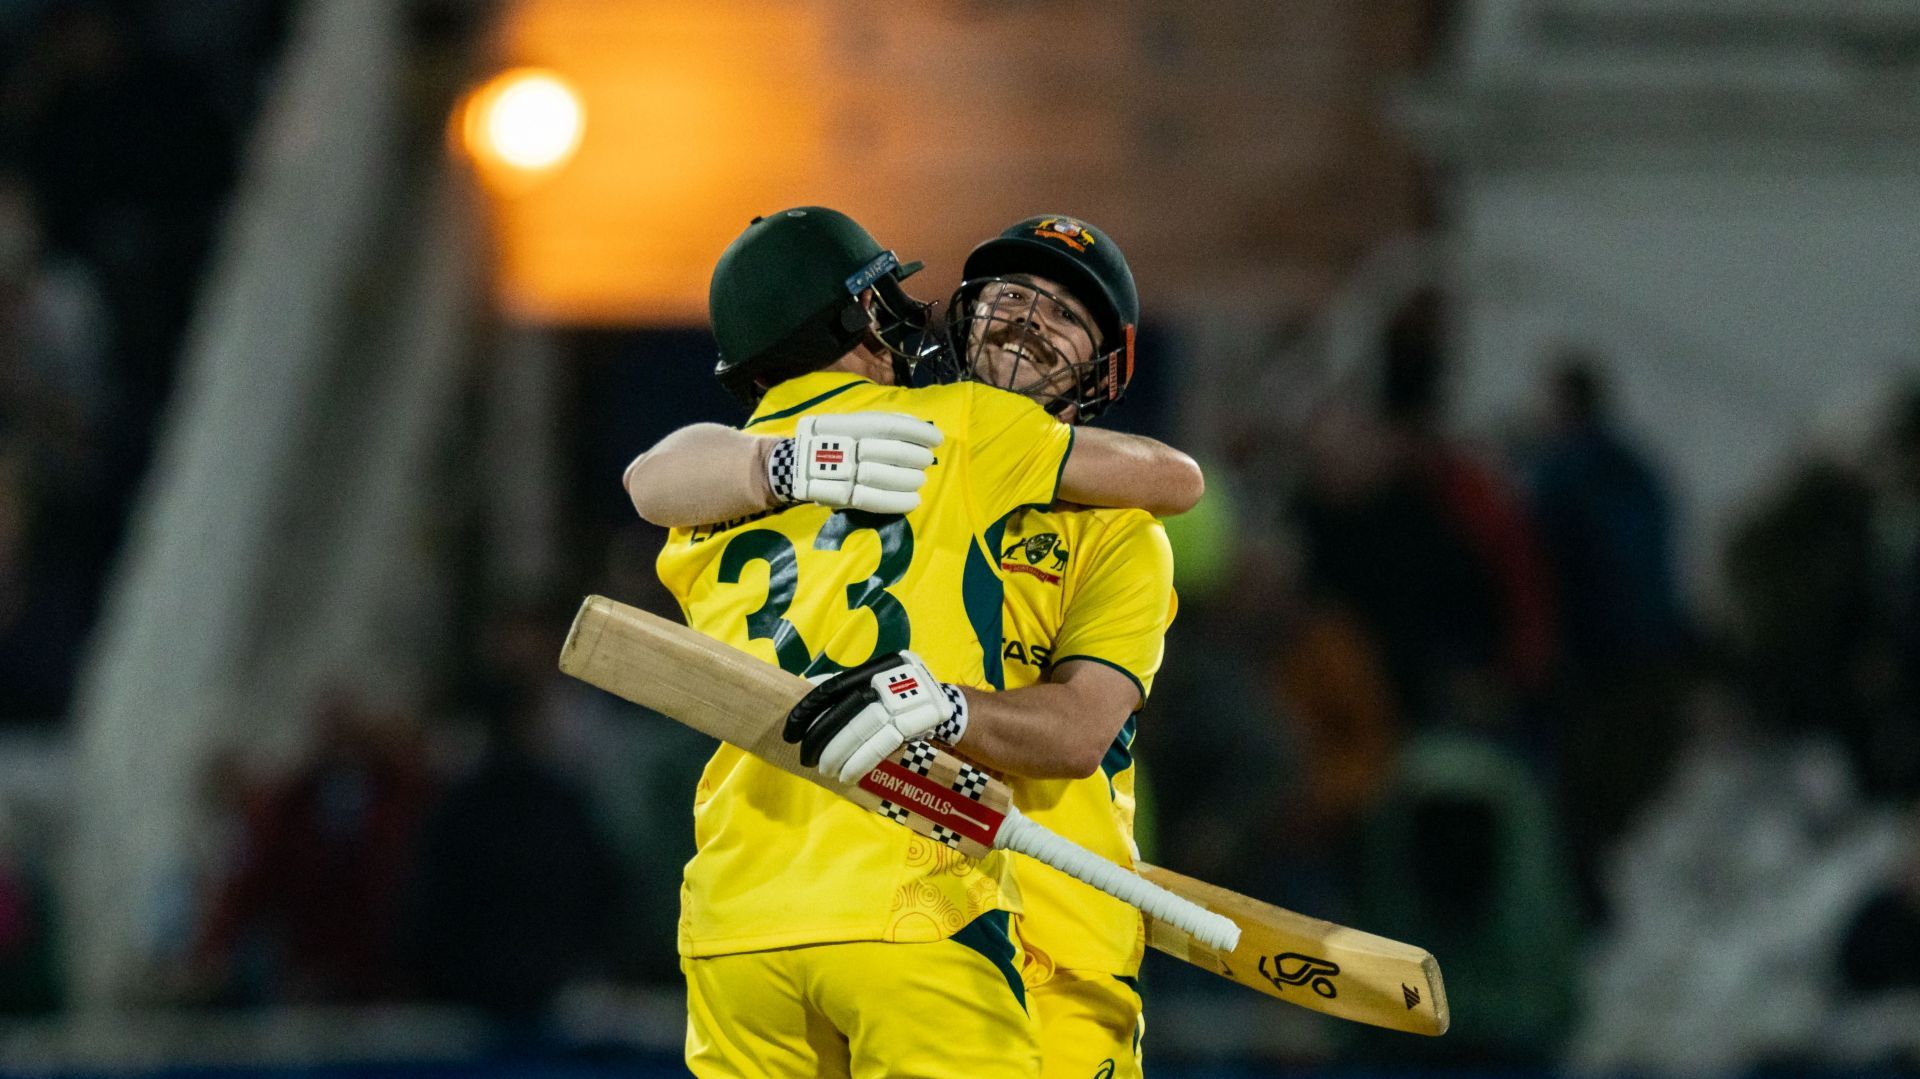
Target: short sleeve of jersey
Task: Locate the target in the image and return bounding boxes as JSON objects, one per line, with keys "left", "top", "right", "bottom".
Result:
{"left": 1052, "top": 514, "right": 1177, "bottom": 703}
{"left": 962, "top": 384, "right": 1075, "bottom": 519}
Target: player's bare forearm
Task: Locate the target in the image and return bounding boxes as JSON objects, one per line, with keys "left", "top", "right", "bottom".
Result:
{"left": 955, "top": 660, "right": 1139, "bottom": 779}
{"left": 1058, "top": 428, "right": 1205, "bottom": 516}
{"left": 623, "top": 414, "right": 943, "bottom": 526}
{"left": 622, "top": 424, "right": 779, "bottom": 527}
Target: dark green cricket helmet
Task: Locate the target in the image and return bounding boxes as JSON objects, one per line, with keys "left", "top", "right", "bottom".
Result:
{"left": 949, "top": 215, "right": 1139, "bottom": 421}
{"left": 708, "top": 207, "right": 930, "bottom": 406}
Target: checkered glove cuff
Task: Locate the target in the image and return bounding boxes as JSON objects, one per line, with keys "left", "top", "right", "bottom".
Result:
{"left": 767, "top": 438, "right": 799, "bottom": 505}
{"left": 933, "top": 683, "right": 968, "bottom": 745}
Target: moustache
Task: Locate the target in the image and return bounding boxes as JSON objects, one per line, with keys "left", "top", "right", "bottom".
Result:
{"left": 976, "top": 326, "right": 1068, "bottom": 367}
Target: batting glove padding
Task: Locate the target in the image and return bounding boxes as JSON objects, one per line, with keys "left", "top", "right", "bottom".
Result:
{"left": 782, "top": 651, "right": 968, "bottom": 784}
{"left": 769, "top": 413, "right": 942, "bottom": 515}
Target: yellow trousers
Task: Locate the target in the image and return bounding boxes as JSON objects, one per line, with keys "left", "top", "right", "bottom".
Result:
{"left": 683, "top": 912, "right": 1039, "bottom": 1078}
{"left": 1031, "top": 969, "right": 1144, "bottom": 1079}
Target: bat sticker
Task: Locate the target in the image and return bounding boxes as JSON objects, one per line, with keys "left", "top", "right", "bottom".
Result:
{"left": 1261, "top": 952, "right": 1341, "bottom": 998}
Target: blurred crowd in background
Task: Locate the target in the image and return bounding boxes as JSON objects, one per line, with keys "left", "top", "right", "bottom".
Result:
{"left": 1, "top": 0, "right": 1920, "bottom": 1076}
{"left": 0, "top": 0, "right": 275, "bottom": 1015}
{"left": 0, "top": 0, "right": 273, "bottom": 721}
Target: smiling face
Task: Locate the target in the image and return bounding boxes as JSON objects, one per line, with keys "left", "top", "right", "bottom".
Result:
{"left": 961, "top": 274, "right": 1102, "bottom": 419}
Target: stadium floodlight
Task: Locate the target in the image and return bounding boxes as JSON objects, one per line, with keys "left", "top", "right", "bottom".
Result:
{"left": 461, "top": 68, "right": 585, "bottom": 176}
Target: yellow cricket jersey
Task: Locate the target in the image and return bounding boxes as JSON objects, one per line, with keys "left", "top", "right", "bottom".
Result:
{"left": 656, "top": 370, "right": 1075, "bottom": 957}
{"left": 997, "top": 505, "right": 1176, "bottom": 977}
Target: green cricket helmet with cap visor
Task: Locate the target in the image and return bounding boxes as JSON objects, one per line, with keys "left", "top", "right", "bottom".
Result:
{"left": 709, "top": 207, "right": 937, "bottom": 407}
{"left": 944, "top": 215, "right": 1139, "bottom": 422}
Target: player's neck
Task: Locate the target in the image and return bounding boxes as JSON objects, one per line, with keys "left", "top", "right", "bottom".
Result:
{"left": 820, "top": 343, "right": 893, "bottom": 385}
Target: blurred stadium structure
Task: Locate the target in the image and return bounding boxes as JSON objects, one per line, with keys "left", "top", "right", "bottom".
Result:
{"left": 0, "top": 0, "right": 1917, "bottom": 1074}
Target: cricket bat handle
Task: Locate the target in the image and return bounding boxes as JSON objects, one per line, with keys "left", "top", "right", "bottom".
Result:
{"left": 996, "top": 806, "right": 1241, "bottom": 952}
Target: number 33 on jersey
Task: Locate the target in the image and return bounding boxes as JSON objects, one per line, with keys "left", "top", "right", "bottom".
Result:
{"left": 657, "top": 372, "right": 1072, "bottom": 691}
{"left": 653, "top": 370, "right": 1073, "bottom": 954}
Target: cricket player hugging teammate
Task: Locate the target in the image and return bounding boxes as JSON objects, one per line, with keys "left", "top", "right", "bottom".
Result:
{"left": 604, "top": 207, "right": 1446, "bottom": 1077}
{"left": 622, "top": 206, "right": 1196, "bottom": 1079}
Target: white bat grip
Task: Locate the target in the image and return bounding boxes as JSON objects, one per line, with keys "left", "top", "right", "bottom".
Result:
{"left": 995, "top": 806, "right": 1241, "bottom": 952}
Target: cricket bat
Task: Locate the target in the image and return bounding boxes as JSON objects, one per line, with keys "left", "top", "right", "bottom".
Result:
{"left": 558, "top": 595, "right": 1239, "bottom": 951}
{"left": 1138, "top": 863, "right": 1449, "bottom": 1036}
{"left": 559, "top": 595, "right": 1449, "bottom": 1035}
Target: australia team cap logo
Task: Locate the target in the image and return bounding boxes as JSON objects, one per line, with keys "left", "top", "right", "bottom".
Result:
{"left": 1032, "top": 217, "right": 1096, "bottom": 252}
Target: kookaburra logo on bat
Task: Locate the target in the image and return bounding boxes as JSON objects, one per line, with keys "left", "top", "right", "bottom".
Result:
{"left": 1261, "top": 952, "right": 1340, "bottom": 999}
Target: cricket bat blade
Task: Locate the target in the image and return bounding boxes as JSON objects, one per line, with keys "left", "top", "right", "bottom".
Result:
{"left": 1138, "top": 862, "right": 1449, "bottom": 1035}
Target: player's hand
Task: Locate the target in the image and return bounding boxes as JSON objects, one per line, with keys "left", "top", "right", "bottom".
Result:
{"left": 769, "top": 413, "right": 942, "bottom": 515}
{"left": 783, "top": 651, "right": 969, "bottom": 784}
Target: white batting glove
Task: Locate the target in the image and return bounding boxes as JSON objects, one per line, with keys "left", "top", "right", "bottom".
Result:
{"left": 767, "top": 413, "right": 942, "bottom": 515}
{"left": 782, "top": 651, "right": 969, "bottom": 785}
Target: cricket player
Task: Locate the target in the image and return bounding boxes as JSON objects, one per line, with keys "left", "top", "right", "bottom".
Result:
{"left": 626, "top": 207, "right": 1200, "bottom": 1078}
{"left": 635, "top": 214, "right": 1175, "bottom": 1078}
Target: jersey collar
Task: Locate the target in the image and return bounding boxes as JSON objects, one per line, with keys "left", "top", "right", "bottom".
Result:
{"left": 743, "top": 371, "right": 874, "bottom": 429}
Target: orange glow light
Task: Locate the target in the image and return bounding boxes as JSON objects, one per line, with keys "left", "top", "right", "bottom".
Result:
{"left": 461, "top": 68, "right": 585, "bottom": 178}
